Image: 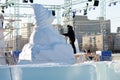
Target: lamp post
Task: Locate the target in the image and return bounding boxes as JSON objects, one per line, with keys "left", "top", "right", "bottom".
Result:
{"left": 99, "top": 0, "right": 107, "bottom": 51}
{"left": 13, "top": 0, "right": 20, "bottom": 50}
{"left": 0, "top": 13, "right": 5, "bottom": 55}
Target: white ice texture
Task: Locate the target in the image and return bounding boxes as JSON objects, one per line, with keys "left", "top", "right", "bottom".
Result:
{"left": 1, "top": 62, "right": 120, "bottom": 80}
{"left": 19, "top": 4, "right": 76, "bottom": 64}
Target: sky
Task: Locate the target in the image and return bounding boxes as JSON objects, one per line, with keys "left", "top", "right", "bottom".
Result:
{"left": 34, "top": 0, "right": 120, "bottom": 33}
{"left": 1, "top": 0, "right": 120, "bottom": 33}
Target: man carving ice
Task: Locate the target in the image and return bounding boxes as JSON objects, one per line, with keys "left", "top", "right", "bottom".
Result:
{"left": 62, "top": 25, "right": 76, "bottom": 54}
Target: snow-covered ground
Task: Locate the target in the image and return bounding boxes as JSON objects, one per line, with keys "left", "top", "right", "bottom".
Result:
{"left": 112, "top": 54, "right": 120, "bottom": 61}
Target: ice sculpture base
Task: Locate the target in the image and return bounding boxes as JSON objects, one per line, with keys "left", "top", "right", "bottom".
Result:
{"left": 1, "top": 61, "right": 120, "bottom": 80}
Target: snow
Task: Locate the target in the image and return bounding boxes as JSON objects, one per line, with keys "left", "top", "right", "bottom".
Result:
{"left": 18, "top": 4, "right": 76, "bottom": 64}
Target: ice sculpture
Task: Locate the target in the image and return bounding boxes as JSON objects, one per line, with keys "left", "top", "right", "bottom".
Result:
{"left": 19, "top": 4, "right": 76, "bottom": 64}
{"left": 1, "top": 62, "right": 120, "bottom": 80}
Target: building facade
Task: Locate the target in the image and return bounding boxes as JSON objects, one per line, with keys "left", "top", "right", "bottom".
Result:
{"left": 72, "top": 15, "right": 111, "bottom": 50}
{"left": 82, "top": 33, "right": 120, "bottom": 52}
{"left": 117, "top": 27, "right": 120, "bottom": 33}
{"left": 111, "top": 33, "right": 120, "bottom": 52}
{"left": 82, "top": 34, "right": 103, "bottom": 52}
{"left": 20, "top": 23, "right": 34, "bottom": 49}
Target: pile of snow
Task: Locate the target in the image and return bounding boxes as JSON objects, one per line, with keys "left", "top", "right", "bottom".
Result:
{"left": 19, "top": 4, "right": 76, "bottom": 64}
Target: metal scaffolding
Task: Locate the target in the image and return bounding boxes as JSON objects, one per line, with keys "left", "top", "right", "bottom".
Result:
{"left": 0, "top": 0, "right": 119, "bottom": 50}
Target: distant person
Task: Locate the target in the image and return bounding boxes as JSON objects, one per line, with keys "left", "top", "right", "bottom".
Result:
{"left": 5, "top": 53, "right": 9, "bottom": 65}
{"left": 87, "top": 49, "right": 91, "bottom": 54}
{"left": 63, "top": 25, "right": 76, "bottom": 54}
{"left": 4, "top": 52, "right": 15, "bottom": 65}
{"left": 0, "top": 13, "right": 4, "bottom": 28}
